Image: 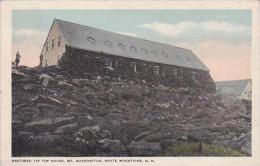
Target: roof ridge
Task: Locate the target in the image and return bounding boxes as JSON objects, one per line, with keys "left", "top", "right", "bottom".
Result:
{"left": 55, "top": 18, "right": 191, "bottom": 52}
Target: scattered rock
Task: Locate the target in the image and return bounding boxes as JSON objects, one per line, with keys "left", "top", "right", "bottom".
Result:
{"left": 12, "top": 66, "right": 251, "bottom": 156}
{"left": 18, "top": 131, "right": 33, "bottom": 139}
{"left": 127, "top": 141, "right": 162, "bottom": 156}
{"left": 74, "top": 125, "right": 100, "bottom": 141}
{"left": 24, "top": 117, "right": 74, "bottom": 133}
{"left": 96, "top": 139, "right": 128, "bottom": 156}
{"left": 55, "top": 123, "right": 79, "bottom": 135}
{"left": 134, "top": 131, "right": 152, "bottom": 141}
{"left": 30, "top": 134, "right": 62, "bottom": 148}
{"left": 12, "top": 69, "right": 27, "bottom": 79}
{"left": 12, "top": 120, "right": 23, "bottom": 131}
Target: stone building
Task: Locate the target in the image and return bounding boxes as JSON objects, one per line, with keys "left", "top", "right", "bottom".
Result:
{"left": 40, "top": 19, "right": 215, "bottom": 91}
{"left": 216, "top": 79, "right": 251, "bottom": 100}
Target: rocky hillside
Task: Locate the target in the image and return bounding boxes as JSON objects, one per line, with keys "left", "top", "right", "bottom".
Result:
{"left": 12, "top": 66, "right": 251, "bottom": 156}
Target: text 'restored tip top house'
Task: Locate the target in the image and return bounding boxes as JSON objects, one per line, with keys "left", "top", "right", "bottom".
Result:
{"left": 40, "top": 19, "right": 215, "bottom": 92}
{"left": 216, "top": 79, "right": 251, "bottom": 100}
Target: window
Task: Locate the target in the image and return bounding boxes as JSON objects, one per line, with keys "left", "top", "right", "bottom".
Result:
{"left": 192, "top": 72, "right": 197, "bottom": 81}
{"left": 105, "top": 58, "right": 110, "bottom": 66}
{"left": 58, "top": 36, "right": 61, "bottom": 47}
{"left": 154, "top": 66, "right": 160, "bottom": 75}
{"left": 162, "top": 71, "right": 166, "bottom": 77}
{"left": 118, "top": 43, "right": 125, "bottom": 49}
{"left": 104, "top": 41, "right": 112, "bottom": 47}
{"left": 130, "top": 45, "right": 137, "bottom": 52}
{"left": 141, "top": 48, "right": 148, "bottom": 55}
{"left": 109, "top": 61, "right": 113, "bottom": 68}
{"left": 105, "top": 58, "right": 113, "bottom": 69}
{"left": 45, "top": 42, "right": 49, "bottom": 52}
{"left": 161, "top": 67, "right": 166, "bottom": 76}
{"left": 115, "top": 60, "right": 119, "bottom": 67}
{"left": 179, "top": 71, "right": 184, "bottom": 79}
{"left": 87, "top": 37, "right": 95, "bottom": 44}
{"left": 131, "top": 62, "right": 139, "bottom": 73}
{"left": 174, "top": 69, "right": 178, "bottom": 77}
{"left": 151, "top": 50, "right": 158, "bottom": 56}
{"left": 162, "top": 52, "right": 169, "bottom": 58}
{"left": 134, "top": 64, "right": 138, "bottom": 73}
{"left": 52, "top": 39, "right": 55, "bottom": 49}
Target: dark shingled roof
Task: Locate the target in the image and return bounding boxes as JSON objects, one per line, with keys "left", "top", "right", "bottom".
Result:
{"left": 55, "top": 19, "right": 209, "bottom": 71}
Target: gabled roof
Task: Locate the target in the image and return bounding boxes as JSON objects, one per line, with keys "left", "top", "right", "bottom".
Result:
{"left": 215, "top": 79, "right": 251, "bottom": 96}
{"left": 55, "top": 19, "right": 209, "bottom": 71}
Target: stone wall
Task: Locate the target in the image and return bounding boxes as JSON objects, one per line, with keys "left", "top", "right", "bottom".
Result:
{"left": 58, "top": 46, "right": 215, "bottom": 92}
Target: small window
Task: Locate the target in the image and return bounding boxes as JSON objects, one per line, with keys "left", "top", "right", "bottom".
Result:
{"left": 105, "top": 58, "right": 111, "bottom": 66}
{"left": 162, "top": 71, "right": 166, "bottom": 77}
{"left": 52, "top": 39, "right": 55, "bottom": 49}
{"left": 104, "top": 41, "right": 112, "bottom": 47}
{"left": 58, "top": 36, "right": 61, "bottom": 47}
{"left": 133, "top": 64, "right": 139, "bottom": 73}
{"left": 109, "top": 61, "right": 113, "bottom": 68}
{"left": 87, "top": 37, "right": 95, "bottom": 44}
{"left": 179, "top": 71, "right": 184, "bottom": 79}
{"left": 105, "top": 58, "right": 113, "bottom": 69}
{"left": 45, "top": 42, "right": 49, "bottom": 52}
{"left": 174, "top": 69, "right": 178, "bottom": 77}
{"left": 162, "top": 52, "right": 169, "bottom": 57}
{"left": 151, "top": 50, "right": 158, "bottom": 56}
{"left": 192, "top": 72, "right": 197, "bottom": 81}
{"left": 131, "top": 62, "right": 139, "bottom": 73}
{"left": 141, "top": 48, "right": 148, "bottom": 55}
{"left": 130, "top": 45, "right": 137, "bottom": 52}
{"left": 154, "top": 66, "right": 160, "bottom": 75}
{"left": 115, "top": 60, "right": 119, "bottom": 67}
{"left": 118, "top": 43, "right": 125, "bottom": 49}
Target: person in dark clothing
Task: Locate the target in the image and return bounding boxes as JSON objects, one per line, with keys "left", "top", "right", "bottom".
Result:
{"left": 15, "top": 51, "right": 21, "bottom": 67}
{"left": 39, "top": 54, "right": 43, "bottom": 67}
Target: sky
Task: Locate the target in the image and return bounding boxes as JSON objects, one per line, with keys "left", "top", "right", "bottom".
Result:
{"left": 12, "top": 9, "right": 251, "bottom": 81}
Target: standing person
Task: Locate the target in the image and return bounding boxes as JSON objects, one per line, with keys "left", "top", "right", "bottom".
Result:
{"left": 39, "top": 54, "right": 43, "bottom": 67}
{"left": 15, "top": 51, "right": 21, "bottom": 67}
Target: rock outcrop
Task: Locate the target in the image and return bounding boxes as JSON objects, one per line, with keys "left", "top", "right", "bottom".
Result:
{"left": 12, "top": 66, "right": 251, "bottom": 156}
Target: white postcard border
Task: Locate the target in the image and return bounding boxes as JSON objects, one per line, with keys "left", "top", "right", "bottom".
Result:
{"left": 1, "top": 1, "right": 260, "bottom": 166}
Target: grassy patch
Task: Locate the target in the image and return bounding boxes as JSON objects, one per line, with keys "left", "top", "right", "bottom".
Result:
{"left": 163, "top": 142, "right": 245, "bottom": 156}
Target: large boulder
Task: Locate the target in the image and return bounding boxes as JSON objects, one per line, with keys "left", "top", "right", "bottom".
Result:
{"left": 24, "top": 117, "right": 74, "bottom": 133}
{"left": 95, "top": 139, "right": 128, "bottom": 156}
{"left": 112, "top": 87, "right": 144, "bottom": 101}
{"left": 30, "top": 133, "right": 62, "bottom": 148}
{"left": 139, "top": 132, "right": 173, "bottom": 142}
{"left": 239, "top": 132, "right": 251, "bottom": 155}
{"left": 55, "top": 123, "right": 79, "bottom": 135}
{"left": 12, "top": 120, "right": 23, "bottom": 131}
{"left": 12, "top": 69, "right": 28, "bottom": 80}
{"left": 74, "top": 125, "right": 100, "bottom": 141}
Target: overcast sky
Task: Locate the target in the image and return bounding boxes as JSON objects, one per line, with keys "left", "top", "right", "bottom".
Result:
{"left": 12, "top": 9, "right": 251, "bottom": 81}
